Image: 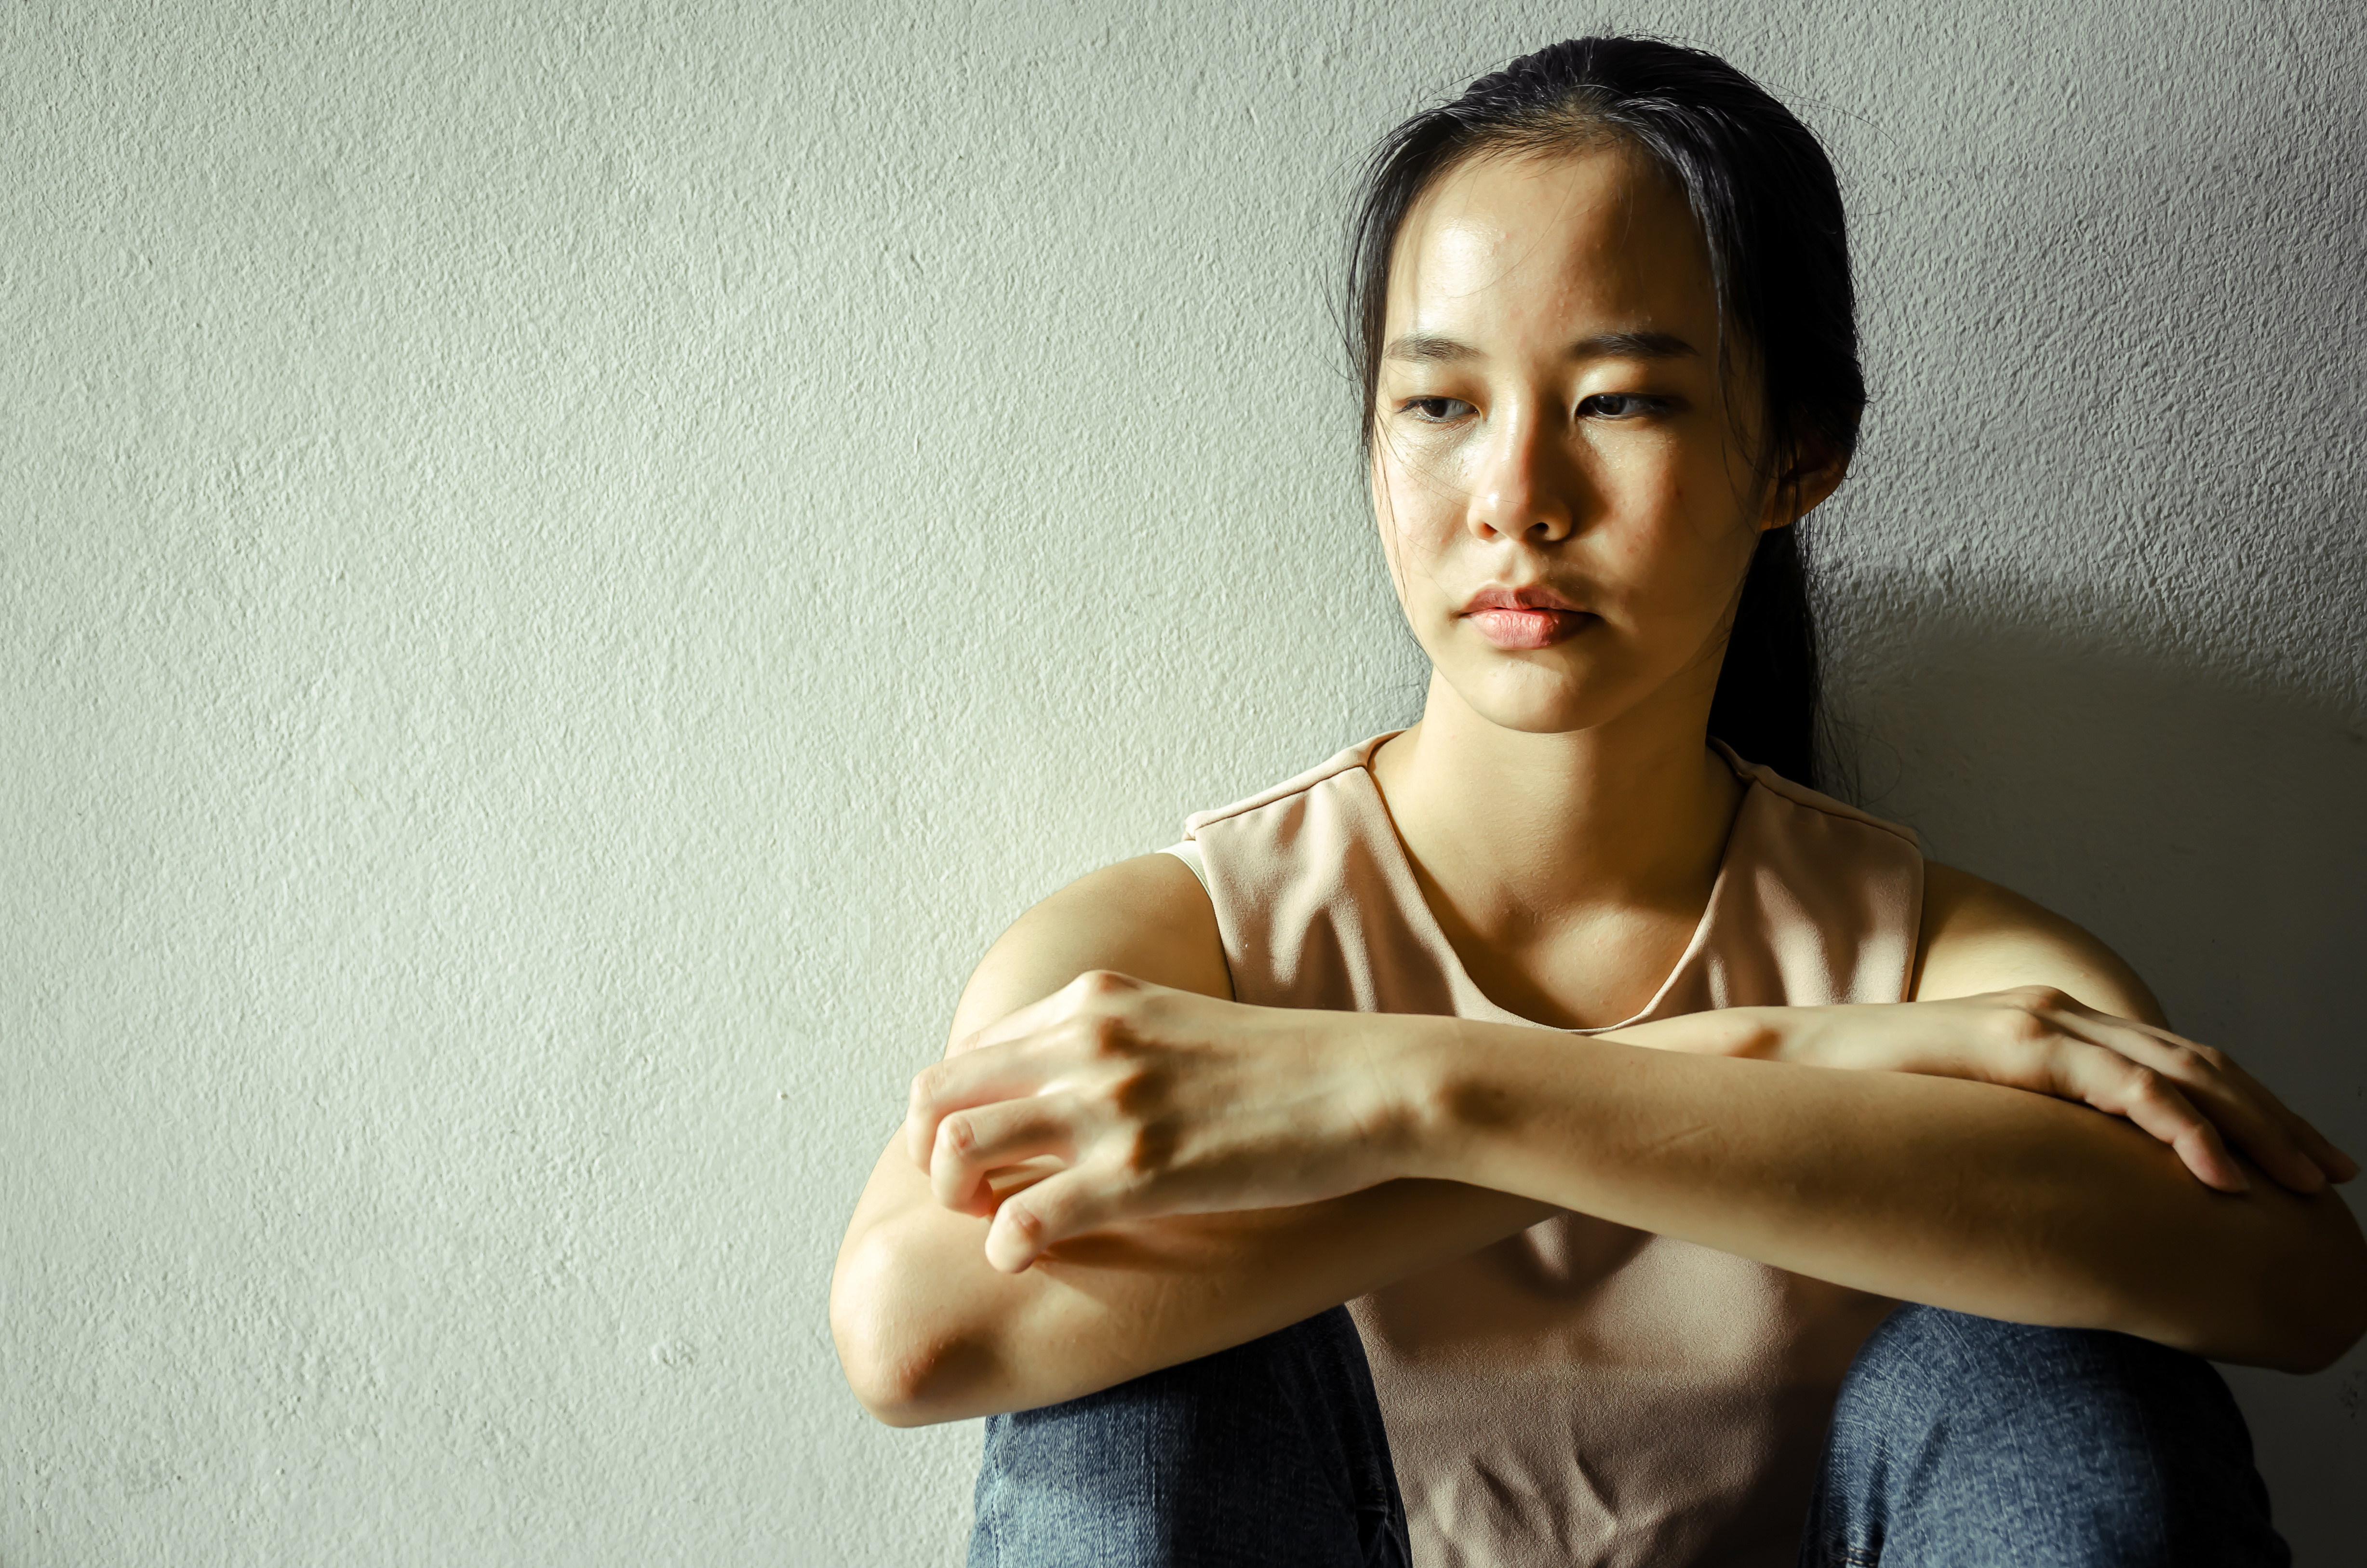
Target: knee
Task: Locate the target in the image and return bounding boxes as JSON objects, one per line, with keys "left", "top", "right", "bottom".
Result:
{"left": 982, "top": 1304, "right": 1378, "bottom": 1461}
{"left": 970, "top": 1308, "right": 1404, "bottom": 1568}
{"left": 1836, "top": 1305, "right": 2233, "bottom": 1449}
{"left": 1811, "top": 1307, "right": 2285, "bottom": 1566}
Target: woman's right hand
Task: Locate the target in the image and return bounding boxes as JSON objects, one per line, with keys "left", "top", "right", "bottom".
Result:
{"left": 1764, "top": 988, "right": 2357, "bottom": 1196}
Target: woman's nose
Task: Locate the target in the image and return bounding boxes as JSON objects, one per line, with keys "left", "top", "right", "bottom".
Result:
{"left": 1465, "top": 408, "right": 1575, "bottom": 544}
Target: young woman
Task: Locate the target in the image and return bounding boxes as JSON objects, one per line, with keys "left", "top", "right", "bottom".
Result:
{"left": 831, "top": 38, "right": 2366, "bottom": 1568}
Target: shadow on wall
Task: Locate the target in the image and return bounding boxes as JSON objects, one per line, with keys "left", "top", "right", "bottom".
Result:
{"left": 1825, "top": 590, "right": 2367, "bottom": 1555}
{"left": 1815, "top": 50, "right": 2367, "bottom": 1547}
{"left": 1830, "top": 594, "right": 2364, "bottom": 1093}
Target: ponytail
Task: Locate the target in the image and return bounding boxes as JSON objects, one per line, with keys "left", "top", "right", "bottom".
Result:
{"left": 1709, "top": 527, "right": 1820, "bottom": 790}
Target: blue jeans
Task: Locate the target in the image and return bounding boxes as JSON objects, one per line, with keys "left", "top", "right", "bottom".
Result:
{"left": 968, "top": 1304, "right": 2288, "bottom": 1567}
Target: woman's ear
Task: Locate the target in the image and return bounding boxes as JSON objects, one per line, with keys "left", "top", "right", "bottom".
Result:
{"left": 1761, "top": 433, "right": 1850, "bottom": 531}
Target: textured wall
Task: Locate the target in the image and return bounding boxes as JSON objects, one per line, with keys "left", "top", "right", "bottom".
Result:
{"left": 4, "top": 1, "right": 2361, "bottom": 1562}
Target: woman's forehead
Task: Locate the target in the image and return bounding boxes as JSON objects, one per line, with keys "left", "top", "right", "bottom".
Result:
{"left": 1385, "top": 147, "right": 1712, "bottom": 343}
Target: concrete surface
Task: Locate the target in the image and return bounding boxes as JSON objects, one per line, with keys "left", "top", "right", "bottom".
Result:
{"left": 4, "top": 0, "right": 2361, "bottom": 1561}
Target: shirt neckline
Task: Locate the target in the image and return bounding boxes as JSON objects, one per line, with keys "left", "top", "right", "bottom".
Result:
{"left": 1342, "top": 731, "right": 1758, "bottom": 1035}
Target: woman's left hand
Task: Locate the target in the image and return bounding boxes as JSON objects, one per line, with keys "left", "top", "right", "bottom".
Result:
{"left": 904, "top": 970, "right": 1422, "bottom": 1272}
{"left": 1763, "top": 988, "right": 2356, "bottom": 1196}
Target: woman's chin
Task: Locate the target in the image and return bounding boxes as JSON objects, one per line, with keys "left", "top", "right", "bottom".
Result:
{"left": 1436, "top": 665, "right": 1626, "bottom": 737}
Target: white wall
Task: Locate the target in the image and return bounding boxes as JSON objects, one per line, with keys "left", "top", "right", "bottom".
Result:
{"left": 5, "top": 1, "right": 2361, "bottom": 1562}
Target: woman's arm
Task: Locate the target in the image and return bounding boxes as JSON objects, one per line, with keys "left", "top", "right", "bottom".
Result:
{"left": 1418, "top": 1014, "right": 2365, "bottom": 1371}
{"left": 898, "top": 865, "right": 2365, "bottom": 1390}
{"left": 921, "top": 978, "right": 2365, "bottom": 1376}
{"left": 841, "top": 857, "right": 2366, "bottom": 1425}
{"left": 1880, "top": 863, "right": 2350, "bottom": 1193}
{"left": 829, "top": 854, "right": 1552, "bottom": 1426}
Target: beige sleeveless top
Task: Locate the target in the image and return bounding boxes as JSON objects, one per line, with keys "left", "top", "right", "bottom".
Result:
{"left": 1173, "top": 734, "right": 1924, "bottom": 1568}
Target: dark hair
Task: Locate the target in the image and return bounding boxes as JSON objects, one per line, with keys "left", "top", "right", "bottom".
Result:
{"left": 1345, "top": 37, "right": 1863, "bottom": 790}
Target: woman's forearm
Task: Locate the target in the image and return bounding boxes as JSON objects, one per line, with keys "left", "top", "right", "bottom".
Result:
{"left": 830, "top": 1142, "right": 1550, "bottom": 1426}
{"left": 1404, "top": 1018, "right": 2367, "bottom": 1370}
{"left": 830, "top": 1006, "right": 1766, "bottom": 1428}
{"left": 851, "top": 987, "right": 2367, "bottom": 1427}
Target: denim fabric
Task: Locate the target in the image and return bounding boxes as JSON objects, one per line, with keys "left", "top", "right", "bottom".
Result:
{"left": 968, "top": 1306, "right": 1408, "bottom": 1568}
{"left": 969, "top": 1302, "right": 2286, "bottom": 1567}
{"left": 1800, "top": 1304, "right": 2289, "bottom": 1567}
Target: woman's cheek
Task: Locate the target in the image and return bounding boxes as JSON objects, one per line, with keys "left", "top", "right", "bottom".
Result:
{"left": 1375, "top": 502, "right": 1459, "bottom": 619}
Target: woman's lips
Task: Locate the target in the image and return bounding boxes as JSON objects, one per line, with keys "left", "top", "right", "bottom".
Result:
{"left": 1466, "top": 607, "right": 1597, "bottom": 649}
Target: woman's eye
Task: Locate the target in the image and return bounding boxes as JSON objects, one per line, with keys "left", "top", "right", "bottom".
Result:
{"left": 1400, "top": 396, "right": 1472, "bottom": 423}
{"left": 1579, "top": 393, "right": 1663, "bottom": 419}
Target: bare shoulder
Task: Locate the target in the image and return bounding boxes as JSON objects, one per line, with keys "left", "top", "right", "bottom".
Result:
{"left": 947, "top": 853, "right": 1232, "bottom": 1047}
{"left": 1912, "top": 861, "right": 2167, "bottom": 1025}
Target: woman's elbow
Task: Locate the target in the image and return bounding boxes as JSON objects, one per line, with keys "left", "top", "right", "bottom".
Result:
{"left": 2257, "top": 1206, "right": 2367, "bottom": 1374}
{"left": 829, "top": 1324, "right": 947, "bottom": 1430}
{"left": 829, "top": 1227, "right": 998, "bottom": 1427}
{"left": 2178, "top": 1192, "right": 2367, "bottom": 1374}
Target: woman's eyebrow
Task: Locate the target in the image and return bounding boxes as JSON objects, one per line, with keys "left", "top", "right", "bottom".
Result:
{"left": 1385, "top": 334, "right": 1480, "bottom": 363}
{"left": 1573, "top": 330, "right": 1698, "bottom": 361}
{"left": 1382, "top": 330, "right": 1699, "bottom": 363}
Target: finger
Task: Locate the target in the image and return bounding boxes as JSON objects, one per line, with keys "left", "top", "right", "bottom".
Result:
{"left": 947, "top": 982, "right": 1087, "bottom": 1060}
{"left": 2137, "top": 1061, "right": 2321, "bottom": 1194}
{"left": 981, "top": 1155, "right": 1066, "bottom": 1205}
{"left": 2005, "top": 999, "right": 2340, "bottom": 1193}
{"left": 982, "top": 1166, "right": 1132, "bottom": 1273}
{"left": 948, "top": 969, "right": 1141, "bottom": 1059}
{"left": 2211, "top": 1057, "right": 2360, "bottom": 1183}
{"left": 2050, "top": 1020, "right": 2325, "bottom": 1194}
{"left": 929, "top": 1097, "right": 1081, "bottom": 1217}
{"left": 2092, "top": 1020, "right": 2351, "bottom": 1188}
{"left": 2211, "top": 1063, "right": 2343, "bottom": 1191}
{"left": 904, "top": 1042, "right": 1061, "bottom": 1168}
{"left": 2068, "top": 1056, "right": 2248, "bottom": 1193}
{"left": 2303, "top": 1124, "right": 2361, "bottom": 1182}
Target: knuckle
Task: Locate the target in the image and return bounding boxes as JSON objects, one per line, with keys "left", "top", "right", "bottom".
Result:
{"left": 1992, "top": 1003, "right": 2054, "bottom": 1047}
{"left": 1107, "top": 1062, "right": 1162, "bottom": 1118}
{"left": 1079, "top": 1011, "right": 1129, "bottom": 1056}
{"left": 1122, "top": 1121, "right": 1177, "bottom": 1177}
{"left": 999, "top": 1201, "right": 1043, "bottom": 1242}
{"left": 936, "top": 1112, "right": 977, "bottom": 1162}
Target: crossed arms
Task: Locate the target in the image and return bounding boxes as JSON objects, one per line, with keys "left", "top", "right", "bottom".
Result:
{"left": 831, "top": 854, "right": 2367, "bottom": 1426}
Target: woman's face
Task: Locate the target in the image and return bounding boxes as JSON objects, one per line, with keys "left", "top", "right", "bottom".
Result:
{"left": 1373, "top": 144, "right": 1803, "bottom": 738}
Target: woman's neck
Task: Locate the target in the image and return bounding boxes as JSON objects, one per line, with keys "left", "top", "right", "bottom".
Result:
{"left": 1369, "top": 670, "right": 1744, "bottom": 938}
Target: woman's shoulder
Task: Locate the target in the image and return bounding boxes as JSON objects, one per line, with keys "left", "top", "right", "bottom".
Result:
{"left": 1181, "top": 734, "right": 1395, "bottom": 842}
{"left": 1715, "top": 754, "right": 1926, "bottom": 952}
{"left": 1704, "top": 762, "right": 2163, "bottom": 1021}
{"left": 945, "top": 737, "right": 1406, "bottom": 1049}
{"left": 945, "top": 855, "right": 1232, "bottom": 1049}
{"left": 1717, "top": 742, "right": 1921, "bottom": 855}
{"left": 1912, "top": 861, "right": 2166, "bottom": 1022}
